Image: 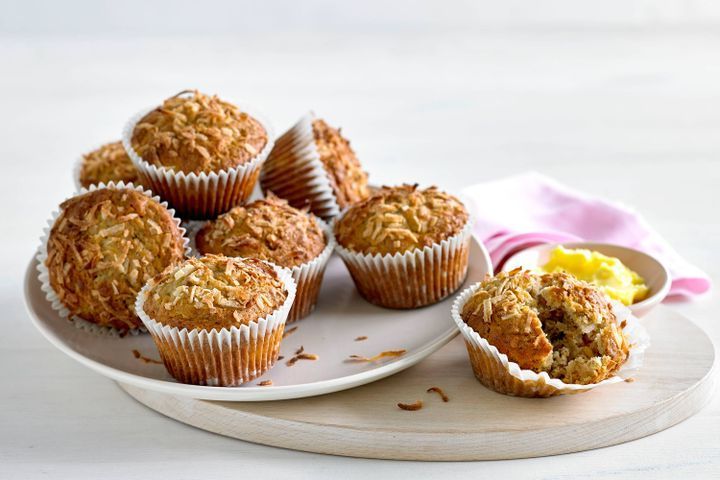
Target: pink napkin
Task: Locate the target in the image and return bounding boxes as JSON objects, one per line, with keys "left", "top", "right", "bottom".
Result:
{"left": 461, "top": 172, "right": 711, "bottom": 298}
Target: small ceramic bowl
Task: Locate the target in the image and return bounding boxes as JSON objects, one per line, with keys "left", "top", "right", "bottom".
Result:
{"left": 502, "top": 242, "right": 670, "bottom": 317}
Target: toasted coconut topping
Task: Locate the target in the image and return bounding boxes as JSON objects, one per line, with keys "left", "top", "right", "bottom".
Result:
{"left": 196, "top": 193, "right": 326, "bottom": 268}
{"left": 283, "top": 326, "right": 298, "bottom": 338}
{"left": 426, "top": 386, "right": 449, "bottom": 402}
{"left": 334, "top": 184, "right": 468, "bottom": 255}
{"left": 397, "top": 400, "right": 423, "bottom": 411}
{"left": 347, "top": 349, "right": 407, "bottom": 363}
{"left": 131, "top": 90, "right": 267, "bottom": 174}
{"left": 46, "top": 188, "right": 186, "bottom": 331}
{"left": 132, "top": 349, "right": 163, "bottom": 365}
{"left": 311, "top": 118, "right": 369, "bottom": 208}
{"left": 354, "top": 335, "right": 368, "bottom": 342}
{"left": 285, "top": 348, "right": 319, "bottom": 366}
{"left": 258, "top": 380, "right": 273, "bottom": 386}
{"left": 79, "top": 141, "right": 140, "bottom": 188}
{"left": 461, "top": 270, "right": 630, "bottom": 385}
{"left": 142, "top": 255, "right": 287, "bottom": 330}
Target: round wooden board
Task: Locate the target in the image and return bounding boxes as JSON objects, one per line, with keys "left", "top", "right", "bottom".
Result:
{"left": 120, "top": 305, "right": 717, "bottom": 461}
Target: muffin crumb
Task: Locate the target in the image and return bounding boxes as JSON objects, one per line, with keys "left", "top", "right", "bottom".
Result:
{"left": 132, "top": 349, "right": 163, "bottom": 365}
{"left": 397, "top": 400, "right": 423, "bottom": 411}
{"left": 285, "top": 349, "right": 319, "bottom": 366}
{"left": 426, "top": 386, "right": 449, "bottom": 402}
{"left": 347, "top": 349, "right": 406, "bottom": 363}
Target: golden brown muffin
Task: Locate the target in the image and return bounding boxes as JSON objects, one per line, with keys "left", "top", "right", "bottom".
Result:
{"left": 142, "top": 255, "right": 288, "bottom": 330}
{"left": 196, "top": 194, "right": 326, "bottom": 268}
{"left": 45, "top": 188, "right": 186, "bottom": 331}
{"left": 334, "top": 184, "right": 469, "bottom": 256}
{"left": 461, "top": 269, "right": 630, "bottom": 385}
{"left": 79, "top": 141, "right": 140, "bottom": 188}
{"left": 311, "top": 119, "right": 369, "bottom": 208}
{"left": 131, "top": 90, "right": 267, "bottom": 174}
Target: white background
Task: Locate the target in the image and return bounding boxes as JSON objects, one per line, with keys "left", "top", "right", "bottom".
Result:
{"left": 1, "top": 1, "right": 719, "bottom": 478}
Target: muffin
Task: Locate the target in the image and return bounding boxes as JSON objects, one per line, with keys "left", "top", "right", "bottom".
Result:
{"left": 77, "top": 141, "right": 141, "bottom": 189}
{"left": 135, "top": 255, "right": 296, "bottom": 386}
{"left": 37, "top": 182, "right": 188, "bottom": 334}
{"left": 334, "top": 184, "right": 472, "bottom": 308}
{"left": 453, "top": 268, "right": 646, "bottom": 397}
{"left": 196, "top": 193, "right": 335, "bottom": 322}
{"left": 260, "top": 113, "right": 369, "bottom": 220}
{"left": 122, "top": 90, "right": 274, "bottom": 218}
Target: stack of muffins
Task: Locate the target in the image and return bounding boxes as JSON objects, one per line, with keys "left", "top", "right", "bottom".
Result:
{"left": 38, "top": 89, "right": 641, "bottom": 395}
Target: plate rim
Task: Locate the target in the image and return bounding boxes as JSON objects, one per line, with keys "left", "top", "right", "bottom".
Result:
{"left": 23, "top": 237, "right": 492, "bottom": 402}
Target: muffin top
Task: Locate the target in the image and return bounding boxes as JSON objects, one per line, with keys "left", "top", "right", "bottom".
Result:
{"left": 334, "top": 184, "right": 468, "bottom": 256}
{"left": 142, "top": 255, "right": 288, "bottom": 330}
{"left": 46, "top": 187, "right": 186, "bottom": 331}
{"left": 79, "top": 141, "right": 140, "bottom": 188}
{"left": 131, "top": 90, "right": 268, "bottom": 174}
{"left": 461, "top": 269, "right": 629, "bottom": 385}
{"left": 312, "top": 118, "right": 369, "bottom": 208}
{"left": 196, "top": 194, "right": 326, "bottom": 268}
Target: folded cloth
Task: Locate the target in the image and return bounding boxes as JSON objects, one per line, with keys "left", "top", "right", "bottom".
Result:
{"left": 461, "top": 172, "right": 711, "bottom": 298}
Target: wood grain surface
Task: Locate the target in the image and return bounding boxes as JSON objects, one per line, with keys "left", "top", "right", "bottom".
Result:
{"left": 120, "top": 305, "right": 717, "bottom": 461}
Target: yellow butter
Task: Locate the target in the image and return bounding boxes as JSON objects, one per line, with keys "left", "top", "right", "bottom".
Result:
{"left": 540, "top": 246, "right": 650, "bottom": 306}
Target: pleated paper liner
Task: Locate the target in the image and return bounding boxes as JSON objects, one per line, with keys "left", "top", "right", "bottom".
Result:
{"left": 36, "top": 181, "right": 191, "bottom": 337}
{"left": 451, "top": 284, "right": 651, "bottom": 397}
{"left": 286, "top": 218, "right": 336, "bottom": 322}
{"left": 334, "top": 220, "right": 473, "bottom": 309}
{"left": 135, "top": 265, "right": 297, "bottom": 386}
{"left": 122, "top": 101, "right": 275, "bottom": 219}
{"left": 260, "top": 112, "right": 341, "bottom": 220}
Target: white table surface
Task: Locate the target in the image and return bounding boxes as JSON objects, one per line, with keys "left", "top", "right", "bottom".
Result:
{"left": 1, "top": 26, "right": 719, "bottom": 480}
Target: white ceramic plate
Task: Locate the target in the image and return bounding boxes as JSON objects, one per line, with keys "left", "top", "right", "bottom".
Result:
{"left": 24, "top": 238, "right": 491, "bottom": 401}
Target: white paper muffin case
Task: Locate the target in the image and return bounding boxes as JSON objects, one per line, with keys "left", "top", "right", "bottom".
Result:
{"left": 286, "top": 218, "right": 336, "bottom": 322}
{"left": 335, "top": 220, "right": 473, "bottom": 309}
{"left": 451, "top": 285, "right": 651, "bottom": 397}
{"left": 135, "top": 265, "right": 297, "bottom": 387}
{"left": 122, "top": 102, "right": 275, "bottom": 219}
{"left": 36, "top": 181, "right": 191, "bottom": 337}
{"left": 259, "top": 112, "right": 341, "bottom": 221}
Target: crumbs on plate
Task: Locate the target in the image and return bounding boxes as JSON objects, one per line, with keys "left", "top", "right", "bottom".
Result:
{"left": 347, "top": 349, "right": 406, "bottom": 363}
{"left": 285, "top": 345, "right": 319, "bottom": 366}
{"left": 132, "top": 349, "right": 163, "bottom": 365}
